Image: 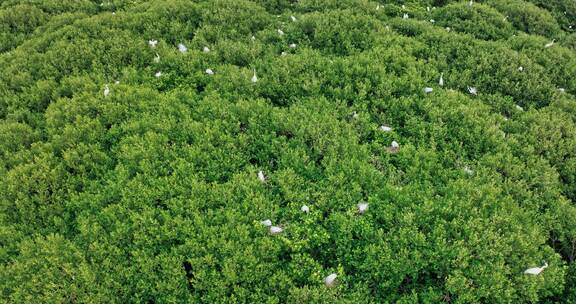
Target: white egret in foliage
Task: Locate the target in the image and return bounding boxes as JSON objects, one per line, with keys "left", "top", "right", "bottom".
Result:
{"left": 114, "top": 80, "right": 120, "bottom": 85}
{"left": 468, "top": 86, "right": 477, "bottom": 95}
{"left": 289, "top": 43, "right": 297, "bottom": 48}
{"left": 257, "top": 170, "right": 265, "bottom": 182}
{"left": 251, "top": 35, "right": 256, "bottom": 41}
{"left": 301, "top": 205, "right": 310, "bottom": 213}
{"left": 205, "top": 68, "right": 214, "bottom": 75}
{"left": 403, "top": 13, "right": 409, "bottom": 19}
{"left": 277, "top": 29, "right": 284, "bottom": 36}
{"left": 439, "top": 73, "right": 444, "bottom": 87}
{"left": 251, "top": 69, "right": 258, "bottom": 83}
{"left": 424, "top": 87, "right": 433, "bottom": 94}
{"left": 524, "top": 262, "right": 548, "bottom": 275}
{"left": 559, "top": 88, "right": 566, "bottom": 93}
{"left": 291, "top": 15, "right": 297, "bottom": 22}
{"left": 281, "top": 51, "right": 287, "bottom": 56}
{"left": 427, "top": 6, "right": 430, "bottom": 12}
{"left": 104, "top": 84, "right": 110, "bottom": 97}
{"left": 468, "top": 0, "right": 473, "bottom": 6}
{"left": 260, "top": 219, "right": 272, "bottom": 227}
{"left": 269, "top": 226, "right": 283, "bottom": 235}
{"left": 352, "top": 111, "right": 359, "bottom": 119}
{"left": 387, "top": 140, "right": 400, "bottom": 153}
{"left": 148, "top": 39, "right": 158, "bottom": 48}
{"left": 203, "top": 46, "right": 210, "bottom": 53}
{"left": 155, "top": 71, "right": 162, "bottom": 77}
{"left": 178, "top": 43, "right": 188, "bottom": 53}
{"left": 518, "top": 66, "right": 523, "bottom": 72}
{"left": 516, "top": 105, "right": 524, "bottom": 111}
{"left": 324, "top": 273, "right": 338, "bottom": 288}
{"left": 153, "top": 53, "right": 160, "bottom": 63}
{"left": 380, "top": 125, "right": 392, "bottom": 132}
{"left": 376, "top": 4, "right": 380, "bottom": 10}
{"left": 357, "top": 202, "right": 369, "bottom": 214}
{"left": 430, "top": 19, "right": 435, "bottom": 23}
{"left": 464, "top": 166, "right": 474, "bottom": 175}
{"left": 545, "top": 40, "right": 555, "bottom": 48}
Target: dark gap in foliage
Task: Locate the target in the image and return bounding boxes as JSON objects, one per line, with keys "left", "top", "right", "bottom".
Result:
{"left": 183, "top": 260, "right": 195, "bottom": 293}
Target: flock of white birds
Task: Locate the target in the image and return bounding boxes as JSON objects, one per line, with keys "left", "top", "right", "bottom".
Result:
{"left": 99, "top": 8, "right": 555, "bottom": 286}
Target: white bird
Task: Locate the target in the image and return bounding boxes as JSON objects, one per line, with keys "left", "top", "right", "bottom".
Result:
{"left": 446, "top": 27, "right": 451, "bottom": 32}
{"left": 277, "top": 29, "right": 284, "bottom": 36}
{"left": 289, "top": 43, "right": 297, "bottom": 48}
{"left": 402, "top": 4, "right": 406, "bottom": 9}
{"left": 518, "top": 66, "right": 523, "bottom": 72}
{"left": 205, "top": 68, "right": 214, "bottom": 75}
{"left": 559, "top": 88, "right": 565, "bottom": 93}
{"left": 148, "top": 39, "right": 158, "bottom": 48}
{"left": 403, "top": 13, "right": 409, "bottom": 19}
{"left": 357, "top": 202, "right": 369, "bottom": 214}
{"left": 516, "top": 105, "right": 524, "bottom": 111}
{"left": 251, "top": 69, "right": 258, "bottom": 83}
{"left": 439, "top": 73, "right": 444, "bottom": 87}
{"left": 468, "top": 86, "right": 477, "bottom": 95}
{"left": 270, "top": 226, "right": 283, "bottom": 235}
{"left": 290, "top": 15, "right": 297, "bottom": 22}
{"left": 257, "top": 170, "right": 265, "bottom": 182}
{"left": 301, "top": 205, "right": 310, "bottom": 213}
{"left": 379, "top": 125, "right": 392, "bottom": 132}
{"left": 153, "top": 53, "right": 160, "bottom": 63}
{"left": 524, "top": 262, "right": 548, "bottom": 275}
{"left": 352, "top": 111, "right": 359, "bottom": 119}
{"left": 427, "top": 6, "right": 430, "bottom": 12}
{"left": 155, "top": 71, "right": 162, "bottom": 77}
{"left": 424, "top": 87, "right": 433, "bottom": 94}
{"left": 281, "top": 51, "right": 287, "bottom": 56}
{"left": 464, "top": 166, "right": 474, "bottom": 175}
{"left": 376, "top": 4, "right": 380, "bottom": 10}
{"left": 104, "top": 84, "right": 110, "bottom": 97}
{"left": 178, "top": 43, "right": 188, "bottom": 53}
{"left": 251, "top": 35, "right": 256, "bottom": 41}
{"left": 203, "top": 46, "right": 210, "bottom": 53}
{"left": 430, "top": 19, "right": 435, "bottom": 23}
{"left": 261, "top": 219, "right": 272, "bottom": 226}
{"left": 545, "top": 40, "right": 555, "bottom": 48}
{"left": 468, "top": 0, "right": 473, "bottom": 6}
{"left": 114, "top": 80, "right": 120, "bottom": 85}
{"left": 386, "top": 140, "right": 400, "bottom": 154}
{"left": 324, "top": 273, "right": 338, "bottom": 288}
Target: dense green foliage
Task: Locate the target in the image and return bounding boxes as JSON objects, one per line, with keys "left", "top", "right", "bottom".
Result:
{"left": 1, "top": 0, "right": 575, "bottom": 302}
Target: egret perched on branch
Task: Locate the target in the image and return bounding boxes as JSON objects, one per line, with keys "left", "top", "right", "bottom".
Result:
{"left": 352, "top": 111, "right": 359, "bottom": 119}
{"left": 269, "top": 226, "right": 283, "bottom": 235}
{"left": 376, "top": 4, "right": 380, "bottom": 10}
{"left": 516, "top": 105, "right": 524, "bottom": 111}
{"left": 387, "top": 140, "right": 400, "bottom": 153}
{"left": 277, "top": 29, "right": 284, "bottom": 36}
{"left": 468, "top": 0, "right": 473, "bottom": 6}
{"left": 357, "top": 202, "right": 369, "bottom": 214}
{"left": 518, "top": 66, "right": 523, "bottom": 72}
{"left": 291, "top": 15, "right": 297, "bottom": 22}
{"left": 544, "top": 40, "right": 555, "bottom": 48}
{"left": 257, "top": 170, "right": 265, "bottom": 182}
{"left": 468, "top": 86, "right": 477, "bottom": 95}
{"left": 104, "top": 84, "right": 110, "bottom": 97}
{"left": 153, "top": 53, "right": 160, "bottom": 63}
{"left": 380, "top": 125, "right": 392, "bottom": 132}
{"left": 206, "top": 68, "right": 214, "bottom": 75}
{"left": 155, "top": 71, "right": 162, "bottom": 78}
{"left": 439, "top": 73, "right": 444, "bottom": 86}
{"left": 251, "top": 69, "right": 258, "bottom": 83}
{"left": 148, "top": 39, "right": 158, "bottom": 48}
{"left": 289, "top": 43, "right": 297, "bottom": 48}
{"left": 324, "top": 273, "right": 338, "bottom": 288}
{"left": 251, "top": 35, "right": 256, "bottom": 41}
{"left": 261, "top": 219, "right": 272, "bottom": 227}
{"left": 403, "top": 13, "right": 409, "bottom": 19}
{"left": 114, "top": 80, "right": 120, "bottom": 85}
{"left": 424, "top": 87, "right": 433, "bottom": 94}
{"left": 178, "top": 43, "right": 188, "bottom": 53}
{"left": 281, "top": 51, "right": 287, "bottom": 56}
{"left": 464, "top": 166, "right": 474, "bottom": 175}
{"left": 301, "top": 205, "right": 310, "bottom": 213}
{"left": 203, "top": 46, "right": 210, "bottom": 53}
{"left": 524, "top": 262, "right": 548, "bottom": 275}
